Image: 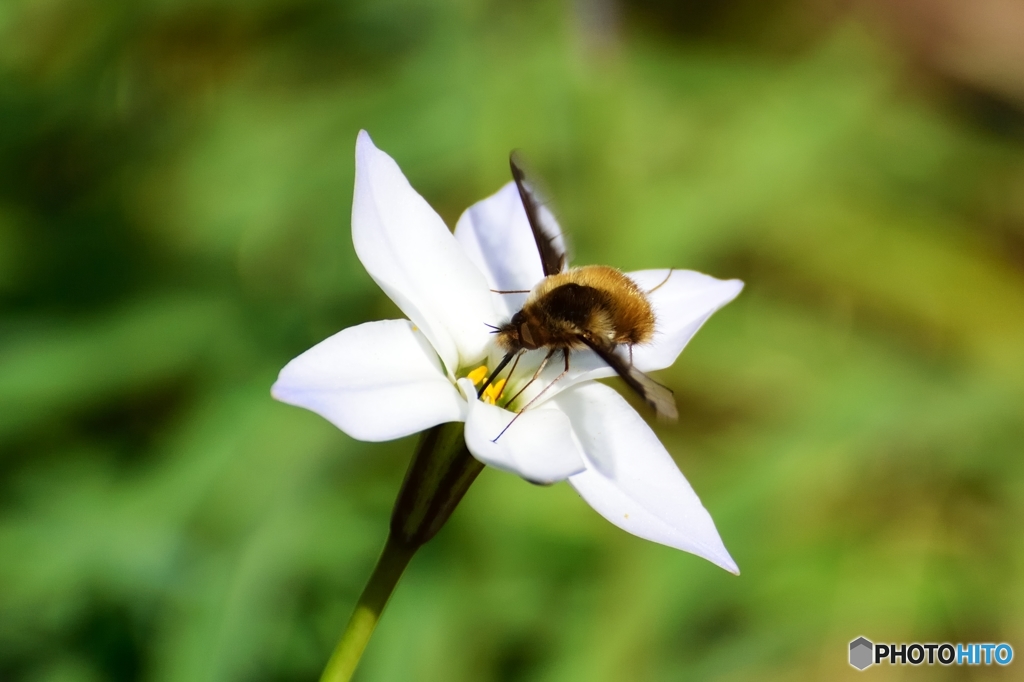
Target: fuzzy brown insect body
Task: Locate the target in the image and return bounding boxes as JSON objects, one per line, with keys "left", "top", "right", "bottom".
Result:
{"left": 478, "top": 153, "right": 678, "bottom": 428}
{"left": 497, "top": 265, "right": 655, "bottom": 353}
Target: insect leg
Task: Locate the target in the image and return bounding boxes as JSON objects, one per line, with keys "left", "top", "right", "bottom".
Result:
{"left": 490, "top": 289, "right": 532, "bottom": 294}
{"left": 493, "top": 349, "right": 572, "bottom": 443}
{"left": 477, "top": 352, "right": 515, "bottom": 398}
{"left": 501, "top": 347, "right": 555, "bottom": 409}
{"left": 646, "top": 268, "right": 674, "bottom": 294}
{"left": 477, "top": 349, "right": 528, "bottom": 399}
{"left": 494, "top": 350, "right": 525, "bottom": 402}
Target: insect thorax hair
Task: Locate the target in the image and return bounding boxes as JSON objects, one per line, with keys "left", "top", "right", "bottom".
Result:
{"left": 532, "top": 266, "right": 655, "bottom": 344}
{"left": 496, "top": 266, "right": 656, "bottom": 354}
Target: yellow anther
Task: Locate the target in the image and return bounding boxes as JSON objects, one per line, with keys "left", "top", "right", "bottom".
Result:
{"left": 483, "top": 378, "right": 507, "bottom": 405}
{"left": 466, "top": 365, "right": 489, "bottom": 385}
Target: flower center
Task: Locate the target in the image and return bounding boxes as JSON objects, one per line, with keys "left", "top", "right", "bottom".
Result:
{"left": 465, "top": 365, "right": 488, "bottom": 385}
{"left": 465, "top": 364, "right": 508, "bottom": 405}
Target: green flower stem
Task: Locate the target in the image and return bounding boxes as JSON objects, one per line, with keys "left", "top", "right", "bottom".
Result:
{"left": 390, "top": 420, "right": 484, "bottom": 547}
{"left": 318, "top": 534, "right": 414, "bottom": 682}
{"left": 320, "top": 421, "right": 483, "bottom": 682}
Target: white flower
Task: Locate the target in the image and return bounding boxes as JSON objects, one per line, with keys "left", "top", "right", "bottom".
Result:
{"left": 272, "top": 131, "right": 744, "bottom": 573}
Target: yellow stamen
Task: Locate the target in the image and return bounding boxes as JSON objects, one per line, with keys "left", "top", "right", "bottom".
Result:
{"left": 466, "top": 365, "right": 489, "bottom": 385}
{"left": 483, "top": 378, "right": 507, "bottom": 405}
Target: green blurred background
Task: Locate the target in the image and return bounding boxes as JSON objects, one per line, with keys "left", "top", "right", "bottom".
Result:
{"left": 2, "top": 0, "right": 1023, "bottom": 680}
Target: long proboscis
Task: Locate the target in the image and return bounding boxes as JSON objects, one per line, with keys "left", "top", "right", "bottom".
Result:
{"left": 477, "top": 352, "right": 516, "bottom": 399}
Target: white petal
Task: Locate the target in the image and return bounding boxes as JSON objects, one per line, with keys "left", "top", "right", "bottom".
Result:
{"left": 272, "top": 320, "right": 465, "bottom": 442}
{"left": 628, "top": 269, "right": 744, "bottom": 373}
{"left": 352, "top": 131, "right": 496, "bottom": 373}
{"left": 553, "top": 382, "right": 738, "bottom": 573}
{"left": 454, "top": 181, "right": 557, "bottom": 318}
{"left": 457, "top": 378, "right": 585, "bottom": 484}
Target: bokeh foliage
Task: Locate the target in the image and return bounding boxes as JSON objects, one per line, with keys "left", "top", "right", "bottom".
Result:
{"left": 2, "top": 1, "right": 1023, "bottom": 680}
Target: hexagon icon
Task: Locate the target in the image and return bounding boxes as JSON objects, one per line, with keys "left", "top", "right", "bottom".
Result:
{"left": 849, "top": 637, "right": 874, "bottom": 670}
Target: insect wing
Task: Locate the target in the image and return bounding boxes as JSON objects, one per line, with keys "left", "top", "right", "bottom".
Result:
{"left": 579, "top": 336, "right": 678, "bottom": 421}
{"left": 509, "top": 152, "right": 567, "bottom": 277}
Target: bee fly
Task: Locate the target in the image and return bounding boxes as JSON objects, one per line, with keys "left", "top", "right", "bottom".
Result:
{"left": 478, "top": 153, "right": 678, "bottom": 439}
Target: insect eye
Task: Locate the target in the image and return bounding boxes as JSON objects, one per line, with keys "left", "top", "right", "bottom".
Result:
{"left": 519, "top": 323, "right": 535, "bottom": 347}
